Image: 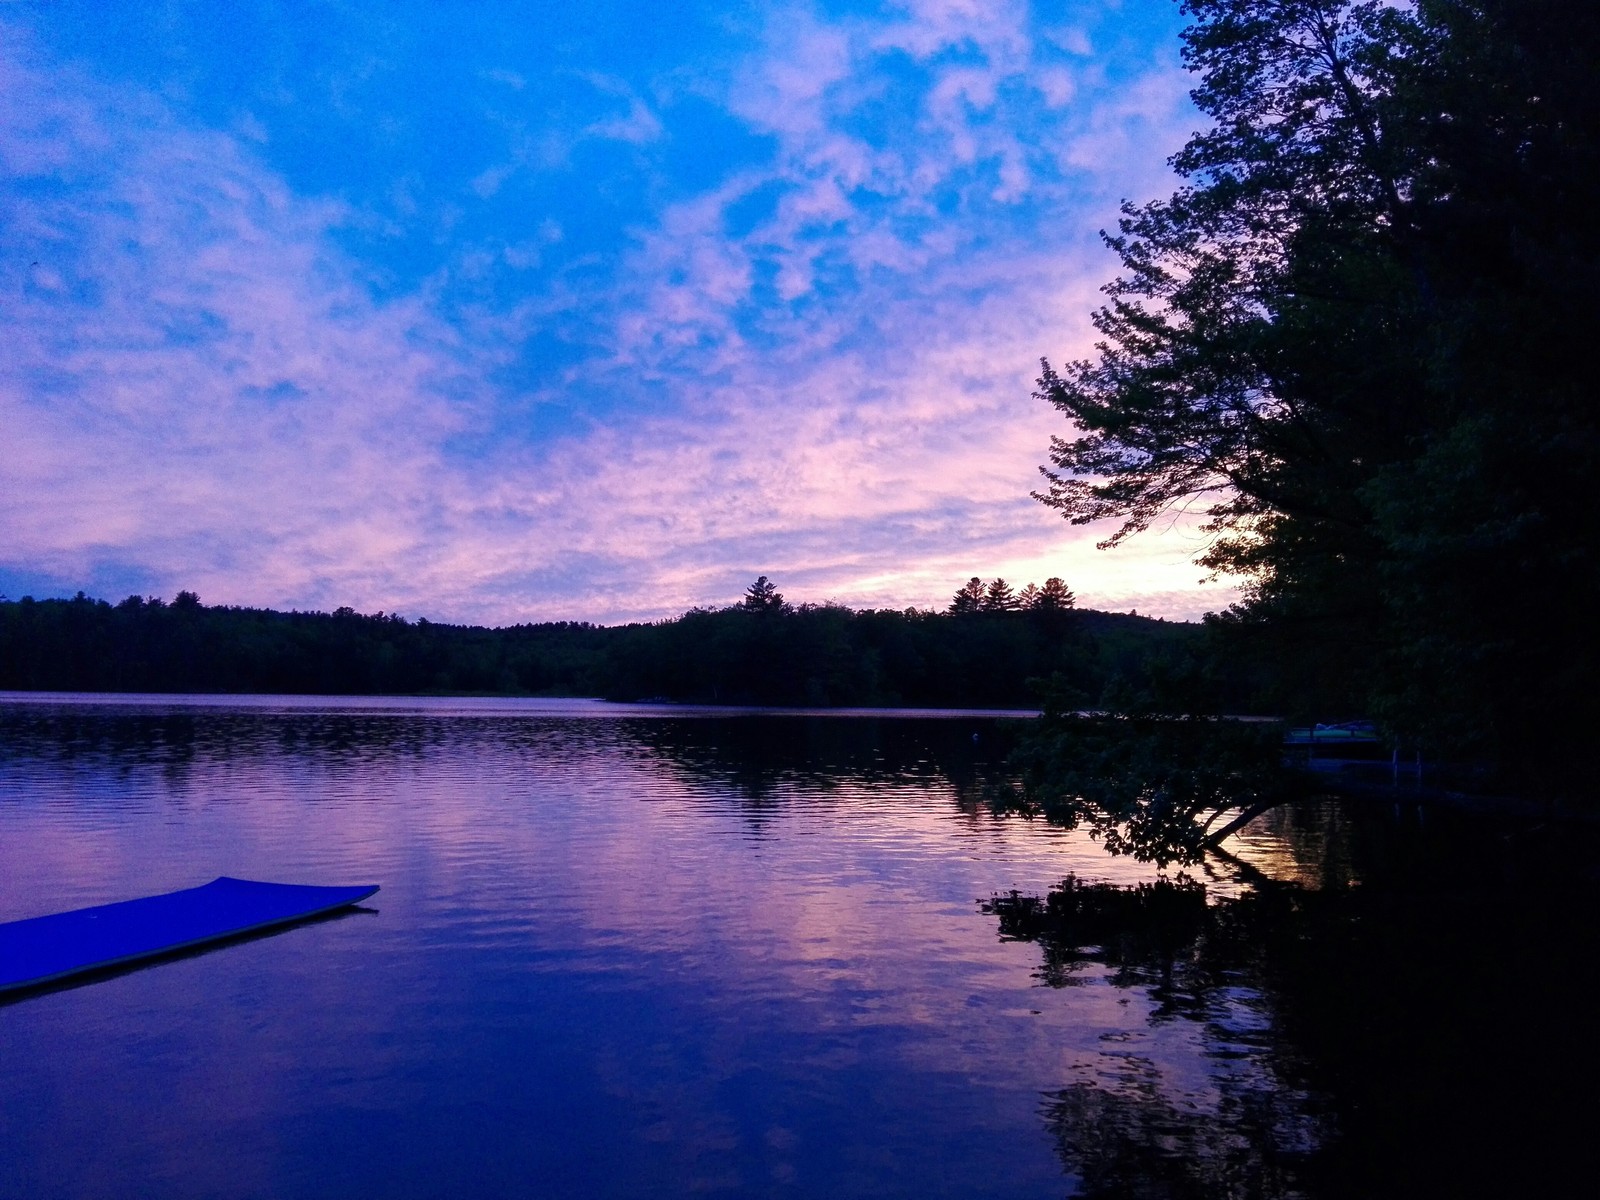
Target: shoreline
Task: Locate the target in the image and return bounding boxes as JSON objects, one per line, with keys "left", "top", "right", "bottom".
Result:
{"left": 0, "top": 690, "right": 1041, "bottom": 720}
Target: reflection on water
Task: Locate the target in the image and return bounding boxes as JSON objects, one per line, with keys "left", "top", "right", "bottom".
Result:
{"left": 986, "top": 877, "right": 1213, "bottom": 994}
{"left": 1, "top": 696, "right": 1595, "bottom": 1198}
{"left": 1042, "top": 1055, "right": 1321, "bottom": 1200}
{"left": 991, "top": 836, "right": 1600, "bottom": 1198}
{"left": 988, "top": 877, "right": 1325, "bottom": 1197}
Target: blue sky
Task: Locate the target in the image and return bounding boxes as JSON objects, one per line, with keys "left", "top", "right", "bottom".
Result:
{"left": 1, "top": 0, "right": 1237, "bottom": 624}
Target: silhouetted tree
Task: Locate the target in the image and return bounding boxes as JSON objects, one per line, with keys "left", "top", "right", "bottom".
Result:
{"left": 741, "top": 575, "right": 785, "bottom": 613}
{"left": 1001, "top": 709, "right": 1298, "bottom": 866}
{"left": 0, "top": 589, "right": 1200, "bottom": 709}
{"left": 982, "top": 578, "right": 1019, "bottom": 612}
{"left": 1031, "top": 577, "right": 1075, "bottom": 612}
{"left": 1032, "top": 0, "right": 1600, "bottom": 788}
{"left": 948, "top": 577, "right": 986, "bottom": 614}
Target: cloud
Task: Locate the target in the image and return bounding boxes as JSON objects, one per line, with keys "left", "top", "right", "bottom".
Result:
{"left": 0, "top": 4, "right": 1235, "bottom": 626}
{"left": 1, "top": 37, "right": 478, "bottom": 612}
{"left": 482, "top": 68, "right": 527, "bottom": 91}
{"left": 577, "top": 72, "right": 665, "bottom": 145}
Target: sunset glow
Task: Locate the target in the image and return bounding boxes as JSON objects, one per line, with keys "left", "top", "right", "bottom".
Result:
{"left": 1, "top": 1, "right": 1237, "bottom": 623}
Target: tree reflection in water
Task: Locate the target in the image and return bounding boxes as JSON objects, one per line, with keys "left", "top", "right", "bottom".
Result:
{"left": 986, "top": 877, "right": 1211, "bottom": 996}
{"left": 1042, "top": 1057, "right": 1319, "bottom": 1200}
{"left": 987, "top": 877, "right": 1324, "bottom": 1198}
{"left": 987, "top": 827, "right": 1600, "bottom": 1199}
{"left": 622, "top": 713, "right": 1020, "bottom": 817}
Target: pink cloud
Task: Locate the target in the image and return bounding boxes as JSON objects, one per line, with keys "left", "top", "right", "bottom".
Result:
{"left": 0, "top": 7, "right": 1236, "bottom": 627}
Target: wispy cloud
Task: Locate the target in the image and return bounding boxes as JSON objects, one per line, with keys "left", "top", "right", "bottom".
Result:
{"left": 0, "top": 3, "right": 1235, "bottom": 625}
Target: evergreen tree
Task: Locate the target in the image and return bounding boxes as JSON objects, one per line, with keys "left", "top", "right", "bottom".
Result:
{"left": 949, "top": 577, "right": 986, "bottom": 614}
{"left": 741, "top": 576, "right": 785, "bottom": 613}
{"left": 1032, "top": 578, "right": 1076, "bottom": 613}
{"left": 983, "top": 578, "right": 1020, "bottom": 612}
{"left": 1017, "top": 583, "right": 1041, "bottom": 610}
{"left": 1032, "top": 0, "right": 1600, "bottom": 787}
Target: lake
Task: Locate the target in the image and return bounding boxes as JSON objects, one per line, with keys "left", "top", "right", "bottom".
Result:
{"left": 1, "top": 695, "right": 1595, "bottom": 1198}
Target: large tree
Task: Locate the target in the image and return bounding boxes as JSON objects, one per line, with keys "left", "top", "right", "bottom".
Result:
{"left": 983, "top": 578, "right": 1020, "bottom": 612}
{"left": 1031, "top": 577, "right": 1076, "bottom": 613}
{"left": 741, "top": 576, "right": 786, "bottom": 614}
{"left": 1035, "top": 0, "right": 1600, "bottom": 788}
{"left": 949, "top": 577, "right": 987, "bottom": 614}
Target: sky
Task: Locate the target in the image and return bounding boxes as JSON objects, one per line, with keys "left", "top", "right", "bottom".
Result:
{"left": 0, "top": 0, "right": 1237, "bottom": 626}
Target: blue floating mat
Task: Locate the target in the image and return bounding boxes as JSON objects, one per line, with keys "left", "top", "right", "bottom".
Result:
{"left": 0, "top": 876, "right": 379, "bottom": 994}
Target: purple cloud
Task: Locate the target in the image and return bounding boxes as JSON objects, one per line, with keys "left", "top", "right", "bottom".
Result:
{"left": 1, "top": 4, "right": 1238, "bottom": 625}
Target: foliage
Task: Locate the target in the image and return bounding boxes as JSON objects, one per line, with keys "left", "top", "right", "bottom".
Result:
{"left": 948, "top": 577, "right": 986, "bottom": 614}
{"left": 985, "top": 874, "right": 1211, "bottom": 988}
{"left": 1033, "top": 577, "right": 1075, "bottom": 612}
{"left": 0, "top": 586, "right": 1210, "bottom": 710}
{"left": 982, "top": 578, "right": 1019, "bottom": 612}
{"left": 1032, "top": 0, "right": 1600, "bottom": 791}
{"left": 740, "top": 575, "right": 786, "bottom": 613}
{"left": 1000, "top": 706, "right": 1296, "bottom": 866}
{"left": 950, "top": 575, "right": 1075, "bottom": 615}
{"left": 988, "top": 828, "right": 1600, "bottom": 1198}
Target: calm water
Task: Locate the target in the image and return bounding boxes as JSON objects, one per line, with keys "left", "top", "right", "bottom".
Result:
{"left": 1, "top": 695, "right": 1595, "bottom": 1198}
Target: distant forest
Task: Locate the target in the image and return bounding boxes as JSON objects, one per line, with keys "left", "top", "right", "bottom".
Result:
{"left": 0, "top": 578, "right": 1272, "bottom": 711}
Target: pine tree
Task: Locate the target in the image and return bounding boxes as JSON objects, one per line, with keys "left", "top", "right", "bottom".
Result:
{"left": 983, "top": 579, "right": 1019, "bottom": 612}
{"left": 741, "top": 576, "right": 785, "bottom": 613}
{"left": 1031, "top": 0, "right": 1600, "bottom": 783}
{"left": 1033, "top": 578, "right": 1075, "bottom": 613}
{"left": 948, "top": 577, "right": 986, "bottom": 614}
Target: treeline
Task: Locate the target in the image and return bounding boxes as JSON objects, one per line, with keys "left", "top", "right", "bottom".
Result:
{"left": 0, "top": 587, "right": 1229, "bottom": 709}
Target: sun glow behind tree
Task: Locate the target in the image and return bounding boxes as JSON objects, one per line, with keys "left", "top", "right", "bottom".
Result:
{"left": 1031, "top": 0, "right": 1600, "bottom": 788}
